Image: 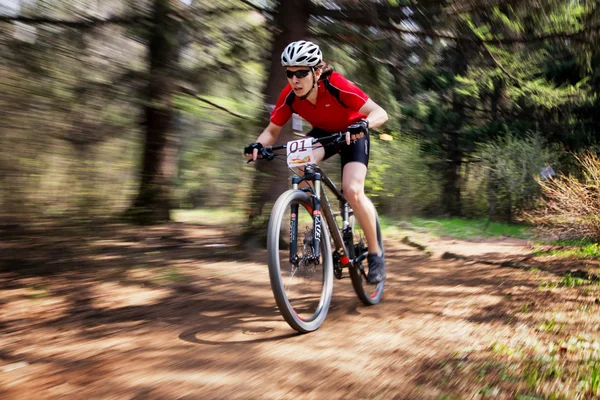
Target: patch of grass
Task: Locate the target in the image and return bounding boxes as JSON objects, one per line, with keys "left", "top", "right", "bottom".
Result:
{"left": 491, "top": 342, "right": 522, "bottom": 357}
{"left": 580, "top": 359, "right": 600, "bottom": 397}
{"left": 515, "top": 395, "right": 546, "bottom": 400}
{"left": 477, "top": 363, "right": 490, "bottom": 380}
{"left": 499, "top": 364, "right": 520, "bottom": 383}
{"left": 539, "top": 317, "right": 565, "bottom": 334}
{"left": 580, "top": 303, "right": 592, "bottom": 313}
{"left": 173, "top": 208, "right": 245, "bottom": 225}
{"left": 401, "top": 217, "right": 531, "bottom": 239}
{"left": 539, "top": 280, "right": 559, "bottom": 291}
{"left": 519, "top": 356, "right": 564, "bottom": 394}
{"left": 161, "top": 267, "right": 187, "bottom": 283}
{"left": 533, "top": 242, "right": 600, "bottom": 259}
{"left": 377, "top": 215, "right": 410, "bottom": 237}
{"left": 546, "top": 238, "right": 597, "bottom": 247}
{"left": 175, "top": 210, "right": 533, "bottom": 241}
{"left": 478, "top": 386, "right": 500, "bottom": 396}
{"left": 26, "top": 285, "right": 50, "bottom": 299}
{"left": 559, "top": 273, "right": 590, "bottom": 288}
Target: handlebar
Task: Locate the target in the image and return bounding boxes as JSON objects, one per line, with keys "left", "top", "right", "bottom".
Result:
{"left": 248, "top": 132, "right": 348, "bottom": 163}
{"left": 273, "top": 132, "right": 347, "bottom": 151}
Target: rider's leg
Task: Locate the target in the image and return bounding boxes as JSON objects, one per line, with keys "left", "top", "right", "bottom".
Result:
{"left": 342, "top": 161, "right": 382, "bottom": 255}
{"left": 313, "top": 145, "right": 326, "bottom": 164}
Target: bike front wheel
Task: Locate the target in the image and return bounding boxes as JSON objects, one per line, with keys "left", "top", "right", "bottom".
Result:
{"left": 347, "top": 210, "right": 385, "bottom": 305}
{"left": 267, "top": 189, "right": 334, "bottom": 333}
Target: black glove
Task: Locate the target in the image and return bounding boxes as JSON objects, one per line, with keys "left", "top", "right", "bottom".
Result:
{"left": 244, "top": 142, "right": 263, "bottom": 156}
{"left": 347, "top": 119, "right": 369, "bottom": 136}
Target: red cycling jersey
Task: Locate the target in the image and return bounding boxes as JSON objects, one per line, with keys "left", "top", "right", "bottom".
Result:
{"left": 270, "top": 71, "right": 369, "bottom": 132}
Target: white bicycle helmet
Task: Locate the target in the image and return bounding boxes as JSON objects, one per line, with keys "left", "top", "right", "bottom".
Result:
{"left": 281, "top": 41, "right": 322, "bottom": 67}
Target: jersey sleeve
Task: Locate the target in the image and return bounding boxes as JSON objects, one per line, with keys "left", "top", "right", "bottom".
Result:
{"left": 270, "top": 85, "right": 293, "bottom": 126}
{"left": 329, "top": 72, "right": 369, "bottom": 111}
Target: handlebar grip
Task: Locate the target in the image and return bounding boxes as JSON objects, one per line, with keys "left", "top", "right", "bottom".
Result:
{"left": 247, "top": 147, "right": 275, "bottom": 162}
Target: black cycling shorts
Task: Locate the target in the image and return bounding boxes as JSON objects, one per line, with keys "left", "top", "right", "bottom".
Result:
{"left": 307, "top": 127, "right": 370, "bottom": 169}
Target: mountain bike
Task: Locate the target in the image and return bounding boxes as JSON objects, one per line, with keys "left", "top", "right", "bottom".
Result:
{"left": 251, "top": 132, "right": 385, "bottom": 333}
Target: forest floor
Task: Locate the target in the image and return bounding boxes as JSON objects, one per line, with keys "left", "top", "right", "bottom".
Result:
{"left": 1, "top": 221, "right": 600, "bottom": 399}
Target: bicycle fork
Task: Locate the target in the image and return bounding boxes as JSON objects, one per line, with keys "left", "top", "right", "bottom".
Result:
{"left": 289, "top": 169, "right": 323, "bottom": 266}
{"left": 289, "top": 168, "right": 354, "bottom": 268}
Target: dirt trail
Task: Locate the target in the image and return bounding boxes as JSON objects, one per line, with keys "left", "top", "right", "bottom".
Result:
{"left": 0, "top": 224, "right": 590, "bottom": 399}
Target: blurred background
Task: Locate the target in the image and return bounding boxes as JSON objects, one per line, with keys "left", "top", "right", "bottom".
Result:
{"left": 0, "top": 0, "right": 599, "bottom": 231}
{"left": 3, "top": 2, "right": 600, "bottom": 398}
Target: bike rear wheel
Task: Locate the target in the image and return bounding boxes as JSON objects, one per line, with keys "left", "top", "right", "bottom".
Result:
{"left": 267, "top": 189, "right": 334, "bottom": 333}
{"left": 347, "top": 210, "right": 385, "bottom": 305}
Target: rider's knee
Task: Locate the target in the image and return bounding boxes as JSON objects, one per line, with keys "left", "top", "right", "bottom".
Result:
{"left": 343, "top": 181, "right": 364, "bottom": 203}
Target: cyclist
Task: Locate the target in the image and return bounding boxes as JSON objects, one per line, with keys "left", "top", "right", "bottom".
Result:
{"left": 244, "top": 40, "right": 388, "bottom": 284}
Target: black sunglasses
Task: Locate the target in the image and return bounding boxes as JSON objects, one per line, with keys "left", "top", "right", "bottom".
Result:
{"left": 286, "top": 69, "right": 311, "bottom": 79}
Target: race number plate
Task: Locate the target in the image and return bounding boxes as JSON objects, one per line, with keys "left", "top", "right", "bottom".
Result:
{"left": 286, "top": 138, "right": 314, "bottom": 168}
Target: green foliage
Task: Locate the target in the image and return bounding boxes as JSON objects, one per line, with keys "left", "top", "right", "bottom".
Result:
{"left": 478, "top": 132, "right": 560, "bottom": 220}
{"left": 491, "top": 342, "right": 522, "bottom": 357}
{"left": 404, "top": 217, "right": 530, "bottom": 239}
{"left": 365, "top": 134, "right": 440, "bottom": 216}
{"left": 26, "top": 285, "right": 50, "bottom": 300}
{"left": 580, "top": 359, "right": 600, "bottom": 397}
{"left": 539, "top": 316, "right": 564, "bottom": 334}
{"left": 523, "top": 357, "right": 563, "bottom": 388}
{"left": 161, "top": 267, "right": 187, "bottom": 283}
{"left": 2, "top": 0, "right": 600, "bottom": 226}
{"left": 533, "top": 244, "right": 600, "bottom": 260}
{"left": 559, "top": 273, "right": 590, "bottom": 287}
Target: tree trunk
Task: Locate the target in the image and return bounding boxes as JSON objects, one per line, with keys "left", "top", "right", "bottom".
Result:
{"left": 127, "top": 0, "right": 180, "bottom": 224}
{"left": 490, "top": 77, "right": 503, "bottom": 121}
{"left": 244, "top": 0, "right": 311, "bottom": 245}
{"left": 442, "top": 44, "right": 468, "bottom": 216}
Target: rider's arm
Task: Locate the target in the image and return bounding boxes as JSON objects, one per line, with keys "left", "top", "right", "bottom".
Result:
{"left": 344, "top": 100, "right": 388, "bottom": 145}
{"left": 256, "top": 122, "right": 283, "bottom": 147}
{"left": 248, "top": 122, "right": 283, "bottom": 160}
{"left": 358, "top": 98, "right": 388, "bottom": 129}
{"left": 246, "top": 85, "right": 292, "bottom": 160}
{"left": 329, "top": 72, "right": 388, "bottom": 141}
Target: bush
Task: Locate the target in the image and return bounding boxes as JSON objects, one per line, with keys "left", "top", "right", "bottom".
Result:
{"left": 529, "top": 151, "right": 600, "bottom": 241}
{"left": 478, "top": 132, "right": 559, "bottom": 222}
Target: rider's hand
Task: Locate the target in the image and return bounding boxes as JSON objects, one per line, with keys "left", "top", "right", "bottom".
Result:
{"left": 345, "top": 119, "right": 369, "bottom": 145}
{"left": 244, "top": 142, "right": 264, "bottom": 161}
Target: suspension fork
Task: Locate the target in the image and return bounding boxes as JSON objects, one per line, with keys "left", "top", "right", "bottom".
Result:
{"left": 290, "top": 168, "right": 323, "bottom": 265}
{"left": 312, "top": 175, "right": 323, "bottom": 264}
{"left": 289, "top": 202, "right": 299, "bottom": 265}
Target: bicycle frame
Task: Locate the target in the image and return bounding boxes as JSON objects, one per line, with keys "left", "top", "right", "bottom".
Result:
{"left": 289, "top": 164, "right": 359, "bottom": 268}
{"left": 254, "top": 131, "right": 370, "bottom": 272}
